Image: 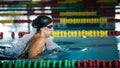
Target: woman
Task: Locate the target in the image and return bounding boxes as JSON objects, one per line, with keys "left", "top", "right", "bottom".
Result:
{"left": 2, "top": 16, "right": 61, "bottom": 59}
{"left": 19, "top": 16, "right": 62, "bottom": 59}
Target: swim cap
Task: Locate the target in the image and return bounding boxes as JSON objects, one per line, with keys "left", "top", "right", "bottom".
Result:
{"left": 32, "top": 16, "right": 52, "bottom": 29}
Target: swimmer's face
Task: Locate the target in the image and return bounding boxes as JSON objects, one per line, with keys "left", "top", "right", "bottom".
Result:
{"left": 40, "top": 22, "right": 54, "bottom": 38}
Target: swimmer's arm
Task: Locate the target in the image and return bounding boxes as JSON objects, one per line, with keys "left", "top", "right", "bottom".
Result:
{"left": 28, "top": 41, "right": 45, "bottom": 59}
{"left": 28, "top": 34, "right": 46, "bottom": 59}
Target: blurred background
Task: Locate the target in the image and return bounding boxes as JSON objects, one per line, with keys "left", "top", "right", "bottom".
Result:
{"left": 0, "top": 0, "right": 120, "bottom": 61}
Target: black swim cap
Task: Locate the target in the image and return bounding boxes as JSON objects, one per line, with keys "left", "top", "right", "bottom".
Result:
{"left": 32, "top": 16, "right": 52, "bottom": 29}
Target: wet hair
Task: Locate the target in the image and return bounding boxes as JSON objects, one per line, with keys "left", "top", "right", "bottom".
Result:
{"left": 32, "top": 16, "right": 52, "bottom": 31}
